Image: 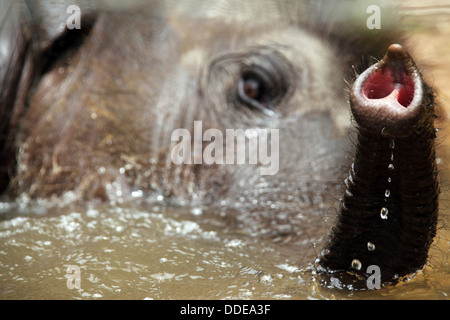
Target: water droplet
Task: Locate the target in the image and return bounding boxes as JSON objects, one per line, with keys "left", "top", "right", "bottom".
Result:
{"left": 388, "top": 164, "right": 394, "bottom": 171}
{"left": 389, "top": 140, "right": 395, "bottom": 149}
{"left": 98, "top": 166, "right": 106, "bottom": 174}
{"left": 385, "top": 190, "right": 390, "bottom": 198}
{"left": 367, "top": 242, "right": 376, "bottom": 251}
{"left": 390, "top": 153, "right": 394, "bottom": 161}
{"left": 351, "top": 163, "right": 356, "bottom": 175}
{"left": 351, "top": 259, "right": 362, "bottom": 270}
{"left": 380, "top": 207, "right": 389, "bottom": 219}
{"left": 131, "top": 190, "right": 143, "bottom": 198}
{"left": 388, "top": 177, "right": 392, "bottom": 183}
{"left": 191, "top": 207, "right": 203, "bottom": 216}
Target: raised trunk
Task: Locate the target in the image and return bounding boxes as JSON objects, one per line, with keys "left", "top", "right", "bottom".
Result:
{"left": 317, "top": 44, "right": 439, "bottom": 287}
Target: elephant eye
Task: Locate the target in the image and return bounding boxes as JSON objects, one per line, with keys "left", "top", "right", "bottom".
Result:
{"left": 236, "top": 51, "right": 293, "bottom": 117}
{"left": 242, "top": 77, "right": 264, "bottom": 102}
{"left": 238, "top": 71, "right": 269, "bottom": 105}
{"left": 237, "top": 69, "right": 277, "bottom": 116}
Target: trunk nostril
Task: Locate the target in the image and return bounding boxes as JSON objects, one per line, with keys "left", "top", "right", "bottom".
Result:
{"left": 362, "top": 68, "right": 415, "bottom": 108}
{"left": 397, "top": 77, "right": 415, "bottom": 107}
{"left": 363, "top": 69, "right": 395, "bottom": 100}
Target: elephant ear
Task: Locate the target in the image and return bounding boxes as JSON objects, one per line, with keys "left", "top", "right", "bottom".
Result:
{"left": 0, "top": 0, "right": 97, "bottom": 193}
{"left": 0, "top": 1, "right": 33, "bottom": 193}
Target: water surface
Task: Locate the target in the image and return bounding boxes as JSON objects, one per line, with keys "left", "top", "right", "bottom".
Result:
{"left": 1, "top": 194, "right": 448, "bottom": 300}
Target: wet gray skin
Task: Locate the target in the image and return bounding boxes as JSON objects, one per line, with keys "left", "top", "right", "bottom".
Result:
{"left": 0, "top": 0, "right": 444, "bottom": 294}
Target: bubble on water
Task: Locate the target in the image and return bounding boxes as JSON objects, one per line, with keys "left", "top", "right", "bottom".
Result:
{"left": 385, "top": 190, "right": 390, "bottom": 198}
{"left": 86, "top": 208, "right": 99, "bottom": 218}
{"left": 276, "top": 263, "right": 301, "bottom": 273}
{"left": 98, "top": 166, "right": 106, "bottom": 174}
{"left": 380, "top": 207, "right": 389, "bottom": 219}
{"left": 131, "top": 190, "right": 143, "bottom": 198}
{"left": 388, "top": 164, "right": 394, "bottom": 171}
{"left": 367, "top": 242, "right": 376, "bottom": 251}
{"left": 351, "top": 259, "right": 362, "bottom": 270}
{"left": 190, "top": 207, "right": 203, "bottom": 216}
{"left": 259, "top": 273, "right": 274, "bottom": 285}
{"left": 150, "top": 272, "right": 175, "bottom": 282}
{"left": 225, "top": 239, "right": 244, "bottom": 248}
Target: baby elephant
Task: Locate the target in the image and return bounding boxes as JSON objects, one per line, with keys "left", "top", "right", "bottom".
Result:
{"left": 0, "top": 0, "right": 440, "bottom": 288}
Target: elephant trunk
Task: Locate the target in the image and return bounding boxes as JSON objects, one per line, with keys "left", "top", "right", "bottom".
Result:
{"left": 317, "top": 44, "right": 439, "bottom": 287}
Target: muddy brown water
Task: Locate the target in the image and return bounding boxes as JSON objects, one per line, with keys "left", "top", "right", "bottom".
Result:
{"left": 0, "top": 180, "right": 449, "bottom": 300}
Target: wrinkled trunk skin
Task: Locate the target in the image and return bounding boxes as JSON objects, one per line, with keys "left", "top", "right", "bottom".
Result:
{"left": 317, "top": 45, "right": 439, "bottom": 287}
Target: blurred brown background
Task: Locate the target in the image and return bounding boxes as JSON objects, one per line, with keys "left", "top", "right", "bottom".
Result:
{"left": 400, "top": 1, "right": 450, "bottom": 155}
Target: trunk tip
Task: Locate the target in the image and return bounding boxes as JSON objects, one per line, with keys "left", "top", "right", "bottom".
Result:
{"left": 384, "top": 44, "right": 408, "bottom": 61}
